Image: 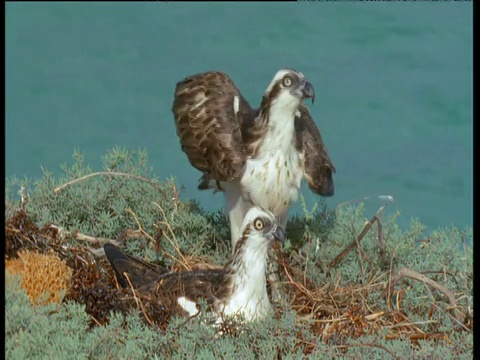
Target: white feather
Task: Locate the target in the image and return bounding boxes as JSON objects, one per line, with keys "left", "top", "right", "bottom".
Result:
{"left": 233, "top": 95, "right": 240, "bottom": 115}
{"left": 177, "top": 296, "right": 199, "bottom": 317}
{"left": 218, "top": 207, "right": 275, "bottom": 321}
{"left": 264, "top": 69, "right": 304, "bottom": 94}
{"left": 224, "top": 69, "right": 306, "bottom": 248}
{"left": 221, "top": 182, "right": 249, "bottom": 246}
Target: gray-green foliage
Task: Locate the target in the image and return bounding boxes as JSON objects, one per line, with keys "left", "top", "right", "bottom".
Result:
{"left": 5, "top": 147, "right": 231, "bottom": 264}
{"left": 5, "top": 270, "right": 472, "bottom": 359}
{"left": 314, "top": 204, "right": 473, "bottom": 332}
{"left": 5, "top": 148, "right": 473, "bottom": 358}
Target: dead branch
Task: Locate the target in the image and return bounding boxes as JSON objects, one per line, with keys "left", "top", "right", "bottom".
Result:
{"left": 152, "top": 202, "right": 190, "bottom": 270}
{"left": 375, "top": 212, "right": 387, "bottom": 266}
{"left": 327, "top": 204, "right": 387, "bottom": 272}
{"left": 389, "top": 267, "right": 465, "bottom": 324}
{"left": 420, "top": 270, "right": 459, "bottom": 287}
{"left": 5, "top": 207, "right": 472, "bottom": 351}
{"left": 334, "top": 342, "right": 398, "bottom": 359}
{"left": 124, "top": 272, "right": 154, "bottom": 327}
{"left": 75, "top": 231, "right": 111, "bottom": 245}
{"left": 53, "top": 171, "right": 167, "bottom": 200}
{"left": 385, "top": 332, "right": 448, "bottom": 341}
{"left": 354, "top": 228, "right": 374, "bottom": 284}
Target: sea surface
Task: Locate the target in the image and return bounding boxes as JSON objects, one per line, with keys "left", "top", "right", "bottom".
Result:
{"left": 5, "top": 2, "right": 473, "bottom": 234}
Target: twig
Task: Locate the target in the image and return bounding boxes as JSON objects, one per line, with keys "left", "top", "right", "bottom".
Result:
{"left": 385, "top": 332, "right": 447, "bottom": 341}
{"left": 90, "top": 315, "right": 102, "bottom": 327}
{"left": 54, "top": 171, "right": 167, "bottom": 200}
{"left": 126, "top": 209, "right": 156, "bottom": 245}
{"left": 327, "top": 204, "right": 387, "bottom": 271}
{"left": 350, "top": 219, "right": 366, "bottom": 281}
{"left": 389, "top": 267, "right": 465, "bottom": 324}
{"left": 385, "top": 244, "right": 401, "bottom": 312}
{"left": 420, "top": 270, "right": 459, "bottom": 287}
{"left": 334, "top": 343, "right": 398, "bottom": 359}
{"left": 45, "top": 225, "right": 121, "bottom": 253}
{"left": 124, "top": 272, "right": 154, "bottom": 327}
{"left": 376, "top": 212, "right": 387, "bottom": 266}
{"left": 152, "top": 202, "right": 190, "bottom": 269}
{"left": 354, "top": 227, "right": 374, "bottom": 284}
{"left": 429, "top": 300, "right": 471, "bottom": 332}
{"left": 304, "top": 237, "right": 311, "bottom": 288}
{"left": 125, "top": 208, "right": 160, "bottom": 262}
{"left": 386, "top": 320, "right": 438, "bottom": 329}
{"left": 75, "top": 231, "right": 110, "bottom": 245}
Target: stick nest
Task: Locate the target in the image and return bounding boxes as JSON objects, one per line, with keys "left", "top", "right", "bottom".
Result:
{"left": 4, "top": 208, "right": 472, "bottom": 355}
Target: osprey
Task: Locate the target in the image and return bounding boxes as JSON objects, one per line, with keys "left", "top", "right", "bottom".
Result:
{"left": 172, "top": 69, "right": 335, "bottom": 248}
{"left": 104, "top": 207, "right": 285, "bottom": 323}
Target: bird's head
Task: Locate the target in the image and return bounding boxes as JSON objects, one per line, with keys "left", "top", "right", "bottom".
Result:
{"left": 237, "top": 207, "right": 285, "bottom": 254}
{"left": 261, "top": 69, "right": 315, "bottom": 114}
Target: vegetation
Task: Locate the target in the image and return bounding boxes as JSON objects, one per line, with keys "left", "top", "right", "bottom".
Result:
{"left": 5, "top": 147, "right": 473, "bottom": 359}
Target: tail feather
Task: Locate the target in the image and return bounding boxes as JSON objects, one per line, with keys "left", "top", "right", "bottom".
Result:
{"left": 198, "top": 173, "right": 223, "bottom": 193}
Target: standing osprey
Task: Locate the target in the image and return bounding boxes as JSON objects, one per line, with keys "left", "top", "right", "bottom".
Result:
{"left": 104, "top": 207, "right": 284, "bottom": 323}
{"left": 172, "top": 69, "right": 335, "bottom": 248}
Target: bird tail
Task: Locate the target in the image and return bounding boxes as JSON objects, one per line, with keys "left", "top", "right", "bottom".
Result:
{"left": 197, "top": 173, "right": 223, "bottom": 193}
{"left": 104, "top": 243, "right": 166, "bottom": 289}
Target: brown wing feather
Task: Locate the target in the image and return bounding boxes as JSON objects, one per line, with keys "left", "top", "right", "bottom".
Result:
{"left": 295, "top": 105, "right": 336, "bottom": 197}
{"left": 172, "top": 71, "right": 255, "bottom": 182}
{"left": 104, "top": 244, "right": 232, "bottom": 316}
{"left": 154, "top": 269, "right": 232, "bottom": 309}
{"left": 104, "top": 243, "right": 168, "bottom": 288}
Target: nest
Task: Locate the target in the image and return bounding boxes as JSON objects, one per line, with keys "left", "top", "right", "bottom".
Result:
{"left": 4, "top": 208, "right": 472, "bottom": 355}
{"left": 6, "top": 249, "right": 73, "bottom": 305}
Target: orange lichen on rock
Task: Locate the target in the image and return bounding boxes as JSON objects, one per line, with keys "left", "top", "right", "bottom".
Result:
{"left": 5, "top": 249, "right": 73, "bottom": 305}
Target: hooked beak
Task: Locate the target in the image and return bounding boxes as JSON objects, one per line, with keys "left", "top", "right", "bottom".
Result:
{"left": 302, "top": 81, "right": 315, "bottom": 104}
{"left": 271, "top": 225, "right": 285, "bottom": 244}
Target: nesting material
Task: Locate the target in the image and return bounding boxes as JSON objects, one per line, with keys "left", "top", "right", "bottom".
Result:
{"left": 6, "top": 249, "right": 73, "bottom": 305}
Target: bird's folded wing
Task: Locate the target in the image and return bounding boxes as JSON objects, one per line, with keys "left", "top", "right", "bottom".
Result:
{"left": 295, "top": 105, "right": 336, "bottom": 197}
{"left": 172, "top": 71, "right": 254, "bottom": 182}
{"left": 154, "top": 269, "right": 232, "bottom": 306}
{"left": 104, "top": 243, "right": 168, "bottom": 289}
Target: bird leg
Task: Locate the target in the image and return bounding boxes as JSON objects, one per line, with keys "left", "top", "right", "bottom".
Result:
{"left": 267, "top": 247, "right": 283, "bottom": 305}
{"left": 223, "top": 183, "right": 251, "bottom": 253}
{"left": 267, "top": 213, "right": 288, "bottom": 304}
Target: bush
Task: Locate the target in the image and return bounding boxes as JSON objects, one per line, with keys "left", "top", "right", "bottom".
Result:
{"left": 5, "top": 148, "right": 473, "bottom": 358}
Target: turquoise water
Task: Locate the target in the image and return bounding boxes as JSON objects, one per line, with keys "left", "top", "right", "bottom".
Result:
{"left": 6, "top": 3, "right": 473, "bottom": 233}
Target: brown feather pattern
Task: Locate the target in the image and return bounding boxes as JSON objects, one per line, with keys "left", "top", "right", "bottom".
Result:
{"left": 103, "top": 212, "right": 276, "bottom": 318}
{"left": 172, "top": 69, "right": 336, "bottom": 197}
{"left": 172, "top": 71, "right": 256, "bottom": 182}
{"left": 295, "top": 105, "right": 336, "bottom": 196}
{"left": 104, "top": 243, "right": 235, "bottom": 317}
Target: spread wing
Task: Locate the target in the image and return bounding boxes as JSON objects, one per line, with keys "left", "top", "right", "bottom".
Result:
{"left": 172, "top": 71, "right": 255, "bottom": 182}
{"left": 295, "top": 105, "right": 336, "bottom": 197}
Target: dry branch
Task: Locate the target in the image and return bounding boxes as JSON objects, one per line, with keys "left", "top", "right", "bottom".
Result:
{"left": 376, "top": 212, "right": 387, "bottom": 265}
{"left": 54, "top": 171, "right": 167, "bottom": 200}
{"left": 5, "top": 203, "right": 472, "bottom": 355}
{"left": 388, "top": 267, "right": 465, "bottom": 324}
{"left": 334, "top": 343, "right": 398, "bottom": 359}
{"left": 327, "top": 204, "right": 387, "bottom": 272}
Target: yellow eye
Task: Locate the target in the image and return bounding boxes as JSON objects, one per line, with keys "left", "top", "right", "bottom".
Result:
{"left": 254, "top": 218, "right": 264, "bottom": 230}
{"left": 283, "top": 76, "right": 292, "bottom": 87}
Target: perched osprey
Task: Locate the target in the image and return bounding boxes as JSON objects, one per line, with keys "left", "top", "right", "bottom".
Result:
{"left": 104, "top": 207, "right": 285, "bottom": 323}
{"left": 172, "top": 69, "right": 335, "bottom": 248}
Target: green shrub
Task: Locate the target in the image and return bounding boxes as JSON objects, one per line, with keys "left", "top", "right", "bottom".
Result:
{"left": 5, "top": 148, "right": 473, "bottom": 358}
